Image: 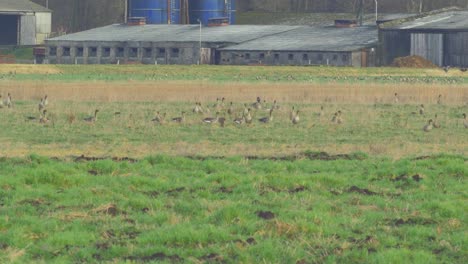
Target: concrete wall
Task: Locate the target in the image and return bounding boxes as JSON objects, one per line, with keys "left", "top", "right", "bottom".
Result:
{"left": 219, "top": 50, "right": 355, "bottom": 66}
{"left": 45, "top": 41, "right": 208, "bottom": 65}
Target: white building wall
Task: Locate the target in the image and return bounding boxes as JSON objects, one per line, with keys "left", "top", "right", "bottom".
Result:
{"left": 35, "top": 12, "right": 52, "bottom": 44}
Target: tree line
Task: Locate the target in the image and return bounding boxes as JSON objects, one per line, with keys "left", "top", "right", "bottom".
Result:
{"left": 31, "top": 0, "right": 468, "bottom": 33}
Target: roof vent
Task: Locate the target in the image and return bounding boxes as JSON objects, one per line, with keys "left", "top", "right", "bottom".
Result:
{"left": 208, "top": 17, "right": 230, "bottom": 27}
{"left": 334, "top": 19, "right": 357, "bottom": 28}
{"left": 127, "top": 17, "right": 146, "bottom": 26}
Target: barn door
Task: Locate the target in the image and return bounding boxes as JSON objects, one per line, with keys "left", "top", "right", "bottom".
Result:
{"left": 20, "top": 15, "right": 36, "bottom": 45}
{"left": 411, "top": 33, "right": 443, "bottom": 66}
{"left": 200, "top": 48, "right": 211, "bottom": 64}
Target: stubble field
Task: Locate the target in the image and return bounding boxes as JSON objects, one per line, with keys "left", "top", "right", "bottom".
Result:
{"left": 0, "top": 64, "right": 466, "bottom": 263}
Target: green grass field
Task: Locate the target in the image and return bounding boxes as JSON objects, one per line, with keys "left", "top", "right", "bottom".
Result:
{"left": 0, "top": 65, "right": 466, "bottom": 263}
{"left": 0, "top": 155, "right": 466, "bottom": 263}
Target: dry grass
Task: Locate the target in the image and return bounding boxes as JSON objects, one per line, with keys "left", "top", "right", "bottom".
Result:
{"left": 0, "top": 65, "right": 62, "bottom": 74}
{"left": 1, "top": 80, "right": 467, "bottom": 105}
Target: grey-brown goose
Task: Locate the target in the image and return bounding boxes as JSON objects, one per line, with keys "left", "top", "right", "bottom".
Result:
{"left": 318, "top": 106, "right": 324, "bottom": 117}
{"left": 152, "top": 111, "right": 165, "bottom": 124}
{"left": 193, "top": 102, "right": 203, "bottom": 114}
{"left": 419, "top": 104, "right": 425, "bottom": 116}
{"left": 244, "top": 108, "right": 253, "bottom": 124}
{"left": 292, "top": 110, "right": 300, "bottom": 124}
{"left": 437, "top": 94, "right": 442, "bottom": 105}
{"left": 172, "top": 111, "right": 186, "bottom": 123}
{"left": 336, "top": 110, "right": 343, "bottom": 124}
{"left": 252, "top": 97, "right": 262, "bottom": 110}
{"left": 259, "top": 109, "right": 273, "bottom": 123}
{"left": 38, "top": 98, "right": 45, "bottom": 112}
{"left": 233, "top": 114, "right": 244, "bottom": 125}
{"left": 5, "top": 93, "right": 12, "bottom": 108}
{"left": 203, "top": 112, "right": 219, "bottom": 124}
{"left": 84, "top": 109, "right": 99, "bottom": 123}
{"left": 40, "top": 110, "right": 49, "bottom": 124}
{"left": 394, "top": 93, "right": 399, "bottom": 104}
{"left": 218, "top": 117, "right": 226, "bottom": 127}
{"left": 43, "top": 95, "right": 49, "bottom": 106}
{"left": 289, "top": 106, "right": 295, "bottom": 120}
{"left": 463, "top": 113, "right": 468, "bottom": 128}
{"left": 227, "top": 102, "right": 234, "bottom": 116}
{"left": 423, "top": 119, "right": 433, "bottom": 132}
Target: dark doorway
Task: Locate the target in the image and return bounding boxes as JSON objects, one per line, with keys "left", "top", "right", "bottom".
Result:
{"left": 0, "top": 15, "right": 19, "bottom": 45}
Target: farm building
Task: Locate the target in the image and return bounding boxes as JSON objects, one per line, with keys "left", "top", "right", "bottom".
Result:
{"left": 379, "top": 8, "right": 468, "bottom": 67}
{"left": 0, "top": 0, "right": 51, "bottom": 45}
{"left": 44, "top": 23, "right": 378, "bottom": 67}
{"left": 218, "top": 26, "right": 377, "bottom": 67}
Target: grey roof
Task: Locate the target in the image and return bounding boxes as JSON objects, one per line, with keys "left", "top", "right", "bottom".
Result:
{"left": 0, "top": 0, "right": 51, "bottom": 13}
{"left": 47, "top": 24, "right": 301, "bottom": 44}
{"left": 220, "top": 26, "right": 378, "bottom": 52}
{"left": 381, "top": 10, "right": 468, "bottom": 31}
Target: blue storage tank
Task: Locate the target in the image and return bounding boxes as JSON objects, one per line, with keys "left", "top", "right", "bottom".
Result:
{"left": 129, "top": 0, "right": 180, "bottom": 24}
{"left": 189, "top": 0, "right": 236, "bottom": 25}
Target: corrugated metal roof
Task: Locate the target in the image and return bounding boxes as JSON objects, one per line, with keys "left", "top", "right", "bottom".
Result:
{"left": 220, "top": 26, "right": 378, "bottom": 52}
{"left": 381, "top": 10, "right": 468, "bottom": 31}
{"left": 47, "top": 24, "right": 301, "bottom": 44}
{"left": 0, "top": 0, "right": 51, "bottom": 13}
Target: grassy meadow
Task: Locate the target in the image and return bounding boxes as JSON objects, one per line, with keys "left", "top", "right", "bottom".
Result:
{"left": 0, "top": 64, "right": 467, "bottom": 263}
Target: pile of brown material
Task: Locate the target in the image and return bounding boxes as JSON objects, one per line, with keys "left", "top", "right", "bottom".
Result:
{"left": 392, "top": 56, "right": 437, "bottom": 68}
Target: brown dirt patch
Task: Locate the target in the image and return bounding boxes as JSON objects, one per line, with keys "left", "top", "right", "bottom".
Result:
{"left": 256, "top": 210, "right": 276, "bottom": 220}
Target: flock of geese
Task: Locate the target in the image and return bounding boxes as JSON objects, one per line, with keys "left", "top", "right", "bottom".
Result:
{"left": 1, "top": 93, "right": 467, "bottom": 131}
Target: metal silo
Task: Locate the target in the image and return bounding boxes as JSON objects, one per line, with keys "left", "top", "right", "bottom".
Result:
{"left": 129, "top": 0, "right": 180, "bottom": 24}
{"left": 189, "top": 0, "right": 236, "bottom": 25}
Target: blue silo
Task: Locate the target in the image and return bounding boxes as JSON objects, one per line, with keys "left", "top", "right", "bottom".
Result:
{"left": 189, "top": 0, "right": 236, "bottom": 25}
{"left": 129, "top": 0, "right": 180, "bottom": 24}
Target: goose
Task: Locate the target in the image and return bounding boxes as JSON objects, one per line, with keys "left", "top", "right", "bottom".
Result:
{"left": 394, "top": 93, "right": 399, "bottom": 104}
{"left": 433, "top": 114, "right": 441, "bottom": 128}
{"left": 151, "top": 111, "right": 164, "bottom": 124}
{"left": 292, "top": 110, "right": 300, "bottom": 125}
{"left": 461, "top": 67, "right": 467, "bottom": 72}
{"left": 289, "top": 106, "right": 296, "bottom": 120}
{"left": 423, "top": 119, "right": 433, "bottom": 132}
{"left": 463, "top": 113, "right": 468, "bottom": 128}
{"left": 5, "top": 93, "right": 12, "bottom": 108}
{"left": 336, "top": 110, "right": 344, "bottom": 124}
{"left": 43, "top": 95, "right": 48, "bottom": 106}
{"left": 242, "top": 104, "right": 249, "bottom": 116}
{"left": 244, "top": 108, "right": 253, "bottom": 124}
{"left": 193, "top": 102, "right": 203, "bottom": 114}
{"left": 419, "top": 104, "right": 425, "bottom": 116}
{"left": 443, "top": 65, "right": 450, "bottom": 73}
{"left": 331, "top": 112, "right": 338, "bottom": 123}
{"left": 318, "top": 106, "right": 324, "bottom": 117}
{"left": 203, "top": 112, "right": 219, "bottom": 124}
{"left": 259, "top": 109, "right": 273, "bottom": 123}
{"left": 227, "top": 102, "right": 234, "bottom": 116}
{"left": 252, "top": 97, "right": 262, "bottom": 110}
{"left": 265, "top": 100, "right": 277, "bottom": 112}
{"left": 39, "top": 110, "right": 49, "bottom": 124}
{"left": 84, "top": 109, "right": 99, "bottom": 123}
{"left": 437, "top": 94, "right": 442, "bottom": 105}
{"left": 218, "top": 117, "right": 226, "bottom": 127}
{"left": 38, "top": 98, "right": 45, "bottom": 112}
{"left": 172, "top": 111, "right": 186, "bottom": 123}
{"left": 233, "top": 114, "right": 244, "bottom": 125}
